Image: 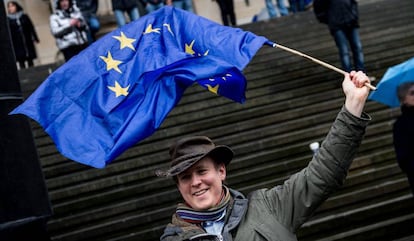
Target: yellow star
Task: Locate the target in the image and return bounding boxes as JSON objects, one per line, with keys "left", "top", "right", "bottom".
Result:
{"left": 143, "top": 24, "right": 161, "bottom": 34}
{"left": 163, "top": 23, "right": 174, "bottom": 36}
{"left": 206, "top": 84, "right": 219, "bottom": 95}
{"left": 108, "top": 81, "right": 130, "bottom": 97}
{"left": 185, "top": 40, "right": 195, "bottom": 55}
{"left": 100, "top": 51, "right": 122, "bottom": 73}
{"left": 113, "top": 32, "right": 136, "bottom": 50}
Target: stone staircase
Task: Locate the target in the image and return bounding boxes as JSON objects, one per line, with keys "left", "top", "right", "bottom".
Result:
{"left": 16, "top": 0, "right": 414, "bottom": 240}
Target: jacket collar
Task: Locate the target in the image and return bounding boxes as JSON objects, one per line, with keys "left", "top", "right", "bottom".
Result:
{"left": 221, "top": 188, "right": 248, "bottom": 241}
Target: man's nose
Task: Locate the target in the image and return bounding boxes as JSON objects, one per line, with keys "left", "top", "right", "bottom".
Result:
{"left": 191, "top": 174, "right": 201, "bottom": 186}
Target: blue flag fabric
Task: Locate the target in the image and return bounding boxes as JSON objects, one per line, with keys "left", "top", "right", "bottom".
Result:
{"left": 10, "top": 6, "right": 270, "bottom": 168}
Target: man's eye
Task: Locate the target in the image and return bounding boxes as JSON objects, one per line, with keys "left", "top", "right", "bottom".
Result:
{"left": 179, "top": 175, "right": 190, "bottom": 181}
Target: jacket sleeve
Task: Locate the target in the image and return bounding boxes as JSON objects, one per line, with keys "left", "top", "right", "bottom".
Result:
{"left": 50, "top": 14, "right": 74, "bottom": 38}
{"left": 261, "top": 106, "right": 370, "bottom": 232}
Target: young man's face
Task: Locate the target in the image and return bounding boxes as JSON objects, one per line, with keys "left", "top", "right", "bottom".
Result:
{"left": 176, "top": 157, "right": 226, "bottom": 211}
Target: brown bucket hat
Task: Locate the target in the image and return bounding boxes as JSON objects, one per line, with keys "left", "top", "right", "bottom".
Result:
{"left": 155, "top": 136, "right": 234, "bottom": 177}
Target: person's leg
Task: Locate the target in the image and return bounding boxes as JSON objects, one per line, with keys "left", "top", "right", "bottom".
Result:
{"left": 333, "top": 29, "right": 352, "bottom": 72}
{"left": 297, "top": 0, "right": 305, "bottom": 11}
{"left": 17, "top": 60, "right": 26, "bottom": 69}
{"left": 84, "top": 17, "right": 94, "bottom": 44}
{"left": 146, "top": 3, "right": 155, "bottom": 13}
{"left": 226, "top": 0, "right": 236, "bottom": 26}
{"left": 156, "top": 3, "right": 165, "bottom": 11}
{"left": 146, "top": 3, "right": 163, "bottom": 13}
{"left": 183, "top": 0, "right": 194, "bottom": 12}
{"left": 27, "top": 59, "right": 34, "bottom": 67}
{"left": 216, "top": 0, "right": 229, "bottom": 26}
{"left": 276, "top": 0, "right": 289, "bottom": 16}
{"left": 113, "top": 9, "right": 126, "bottom": 27}
{"left": 265, "top": 0, "right": 278, "bottom": 18}
{"left": 289, "top": 0, "right": 297, "bottom": 13}
{"left": 88, "top": 15, "right": 100, "bottom": 41}
{"left": 61, "top": 47, "right": 74, "bottom": 62}
{"left": 347, "top": 27, "right": 365, "bottom": 72}
{"left": 173, "top": 0, "right": 184, "bottom": 9}
{"left": 127, "top": 7, "right": 140, "bottom": 22}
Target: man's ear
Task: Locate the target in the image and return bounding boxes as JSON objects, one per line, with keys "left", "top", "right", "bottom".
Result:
{"left": 218, "top": 163, "right": 226, "bottom": 181}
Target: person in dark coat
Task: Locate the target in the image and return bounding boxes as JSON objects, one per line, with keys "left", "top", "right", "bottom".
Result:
{"left": 7, "top": 1, "right": 40, "bottom": 69}
{"left": 393, "top": 82, "right": 414, "bottom": 196}
{"left": 313, "top": 0, "right": 365, "bottom": 73}
{"left": 157, "top": 71, "right": 372, "bottom": 240}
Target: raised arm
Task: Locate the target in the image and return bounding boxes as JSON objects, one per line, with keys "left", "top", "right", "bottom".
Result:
{"left": 258, "top": 71, "right": 372, "bottom": 232}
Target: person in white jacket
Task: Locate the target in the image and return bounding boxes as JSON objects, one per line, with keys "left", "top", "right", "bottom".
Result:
{"left": 50, "top": 0, "right": 89, "bottom": 62}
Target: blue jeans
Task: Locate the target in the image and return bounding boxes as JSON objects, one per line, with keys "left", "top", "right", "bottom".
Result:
{"left": 114, "top": 8, "right": 140, "bottom": 27}
{"left": 265, "top": 0, "right": 289, "bottom": 18}
{"left": 86, "top": 15, "right": 100, "bottom": 43}
{"left": 289, "top": 0, "right": 305, "bottom": 13}
{"left": 146, "top": 3, "right": 164, "bottom": 13}
{"left": 173, "top": 0, "right": 194, "bottom": 13}
{"left": 332, "top": 27, "right": 365, "bottom": 72}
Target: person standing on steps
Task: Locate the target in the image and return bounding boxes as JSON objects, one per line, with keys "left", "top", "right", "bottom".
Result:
{"left": 50, "top": 0, "right": 89, "bottom": 62}
{"left": 7, "top": 1, "right": 40, "bottom": 69}
{"left": 313, "top": 0, "right": 366, "bottom": 73}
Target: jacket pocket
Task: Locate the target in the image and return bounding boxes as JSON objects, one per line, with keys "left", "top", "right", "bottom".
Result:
{"left": 254, "top": 224, "right": 278, "bottom": 241}
{"left": 254, "top": 222, "right": 297, "bottom": 241}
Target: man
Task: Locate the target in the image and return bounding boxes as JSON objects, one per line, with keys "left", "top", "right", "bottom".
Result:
{"left": 157, "top": 71, "right": 372, "bottom": 240}
{"left": 313, "top": 0, "right": 365, "bottom": 73}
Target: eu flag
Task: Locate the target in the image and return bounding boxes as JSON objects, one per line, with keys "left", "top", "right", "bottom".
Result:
{"left": 10, "top": 6, "right": 270, "bottom": 168}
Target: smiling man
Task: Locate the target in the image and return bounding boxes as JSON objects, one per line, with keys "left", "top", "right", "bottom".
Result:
{"left": 157, "top": 71, "right": 372, "bottom": 241}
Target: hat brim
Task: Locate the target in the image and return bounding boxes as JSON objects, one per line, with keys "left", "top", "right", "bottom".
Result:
{"left": 156, "top": 145, "right": 234, "bottom": 177}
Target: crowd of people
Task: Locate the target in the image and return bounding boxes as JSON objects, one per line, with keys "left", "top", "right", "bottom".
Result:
{"left": 6, "top": 1, "right": 39, "bottom": 69}
{"left": 6, "top": 0, "right": 317, "bottom": 66}
{"left": 5, "top": 0, "right": 195, "bottom": 66}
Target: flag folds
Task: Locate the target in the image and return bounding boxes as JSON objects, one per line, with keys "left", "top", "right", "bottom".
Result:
{"left": 10, "top": 6, "right": 270, "bottom": 168}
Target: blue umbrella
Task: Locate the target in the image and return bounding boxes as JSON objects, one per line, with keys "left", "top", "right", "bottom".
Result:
{"left": 369, "top": 57, "right": 414, "bottom": 107}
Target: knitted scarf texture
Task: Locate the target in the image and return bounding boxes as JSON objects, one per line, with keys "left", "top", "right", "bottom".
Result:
{"left": 175, "top": 186, "right": 231, "bottom": 224}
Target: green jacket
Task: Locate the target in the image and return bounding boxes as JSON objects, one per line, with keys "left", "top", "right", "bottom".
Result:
{"left": 161, "top": 106, "right": 370, "bottom": 241}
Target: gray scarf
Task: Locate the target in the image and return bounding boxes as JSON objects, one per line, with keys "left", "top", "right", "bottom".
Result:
{"left": 8, "top": 11, "right": 24, "bottom": 26}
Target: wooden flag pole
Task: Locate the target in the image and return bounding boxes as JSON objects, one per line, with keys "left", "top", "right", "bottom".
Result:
{"left": 273, "top": 43, "right": 376, "bottom": 90}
